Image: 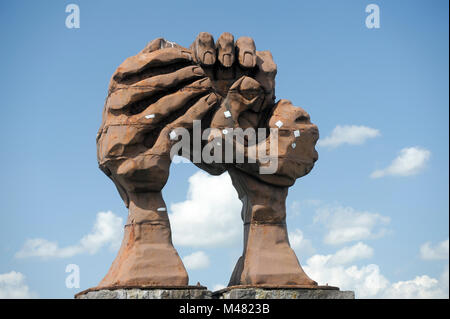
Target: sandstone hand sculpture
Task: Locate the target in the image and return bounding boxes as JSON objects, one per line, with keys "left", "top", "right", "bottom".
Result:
{"left": 96, "top": 32, "right": 319, "bottom": 289}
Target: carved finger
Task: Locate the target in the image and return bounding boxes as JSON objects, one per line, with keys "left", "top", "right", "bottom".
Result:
{"left": 113, "top": 48, "right": 193, "bottom": 82}
{"left": 216, "top": 32, "right": 235, "bottom": 68}
{"left": 191, "top": 32, "right": 216, "bottom": 66}
{"left": 107, "top": 65, "right": 206, "bottom": 112}
{"left": 140, "top": 38, "right": 183, "bottom": 54}
{"left": 235, "top": 37, "right": 257, "bottom": 69}
{"left": 170, "top": 92, "right": 218, "bottom": 129}
{"left": 105, "top": 78, "right": 212, "bottom": 126}
{"left": 132, "top": 65, "right": 205, "bottom": 88}
{"left": 254, "top": 50, "right": 277, "bottom": 94}
{"left": 150, "top": 93, "right": 218, "bottom": 156}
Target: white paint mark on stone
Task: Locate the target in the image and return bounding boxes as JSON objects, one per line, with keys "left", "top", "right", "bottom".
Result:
{"left": 291, "top": 142, "right": 296, "bottom": 149}
{"left": 169, "top": 131, "right": 177, "bottom": 140}
{"left": 145, "top": 114, "right": 155, "bottom": 119}
{"left": 157, "top": 207, "right": 166, "bottom": 212}
{"left": 275, "top": 120, "right": 283, "bottom": 128}
{"left": 294, "top": 130, "right": 300, "bottom": 137}
{"left": 224, "top": 111, "right": 231, "bottom": 118}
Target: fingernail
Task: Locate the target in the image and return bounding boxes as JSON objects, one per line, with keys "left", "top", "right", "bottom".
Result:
{"left": 243, "top": 52, "right": 254, "bottom": 67}
{"left": 222, "top": 54, "right": 232, "bottom": 67}
{"left": 203, "top": 51, "right": 215, "bottom": 65}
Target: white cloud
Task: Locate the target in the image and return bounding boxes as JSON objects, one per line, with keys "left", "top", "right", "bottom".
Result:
{"left": 441, "top": 264, "right": 449, "bottom": 294}
{"left": 441, "top": 264, "right": 449, "bottom": 285}
{"left": 370, "top": 146, "right": 431, "bottom": 178}
{"left": 303, "top": 248, "right": 449, "bottom": 298}
{"left": 304, "top": 254, "right": 389, "bottom": 298}
{"left": 0, "top": 271, "right": 37, "bottom": 298}
{"left": 314, "top": 205, "right": 390, "bottom": 245}
{"left": 420, "top": 239, "right": 449, "bottom": 260}
{"left": 169, "top": 171, "right": 242, "bottom": 247}
{"left": 289, "top": 229, "right": 315, "bottom": 256}
{"left": 383, "top": 275, "right": 447, "bottom": 299}
{"left": 212, "top": 284, "right": 226, "bottom": 291}
{"left": 15, "top": 211, "right": 123, "bottom": 259}
{"left": 182, "top": 251, "right": 210, "bottom": 270}
{"left": 318, "top": 125, "right": 380, "bottom": 148}
{"left": 330, "top": 242, "right": 374, "bottom": 265}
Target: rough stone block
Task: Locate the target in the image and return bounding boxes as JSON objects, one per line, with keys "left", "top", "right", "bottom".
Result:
{"left": 216, "top": 288, "right": 355, "bottom": 299}
{"left": 75, "top": 288, "right": 212, "bottom": 299}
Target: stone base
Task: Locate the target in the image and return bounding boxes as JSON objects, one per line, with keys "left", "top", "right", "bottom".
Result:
{"left": 213, "top": 286, "right": 355, "bottom": 299}
{"left": 75, "top": 285, "right": 355, "bottom": 299}
{"left": 75, "top": 286, "right": 212, "bottom": 299}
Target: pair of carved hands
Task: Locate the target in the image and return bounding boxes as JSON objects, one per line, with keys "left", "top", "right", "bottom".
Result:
{"left": 97, "top": 32, "right": 318, "bottom": 197}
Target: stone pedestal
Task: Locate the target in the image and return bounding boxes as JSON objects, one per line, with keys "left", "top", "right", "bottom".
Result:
{"left": 75, "top": 285, "right": 355, "bottom": 299}
{"left": 213, "top": 286, "right": 355, "bottom": 299}
{"left": 75, "top": 286, "right": 212, "bottom": 299}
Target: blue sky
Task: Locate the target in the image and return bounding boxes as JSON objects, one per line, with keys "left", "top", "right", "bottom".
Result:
{"left": 0, "top": 0, "right": 448, "bottom": 298}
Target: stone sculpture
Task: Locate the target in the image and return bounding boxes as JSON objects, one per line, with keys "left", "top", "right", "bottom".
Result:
{"left": 95, "top": 32, "right": 319, "bottom": 289}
